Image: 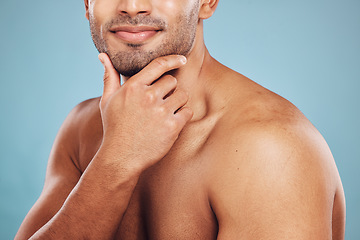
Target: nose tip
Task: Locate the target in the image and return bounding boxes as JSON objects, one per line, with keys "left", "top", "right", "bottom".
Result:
{"left": 118, "top": 1, "right": 152, "bottom": 18}
{"left": 120, "top": 10, "right": 149, "bottom": 18}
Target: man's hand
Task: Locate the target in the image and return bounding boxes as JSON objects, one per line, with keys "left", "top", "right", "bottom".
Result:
{"left": 98, "top": 53, "right": 193, "bottom": 172}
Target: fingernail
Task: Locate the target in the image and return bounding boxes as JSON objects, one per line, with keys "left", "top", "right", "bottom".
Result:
{"left": 179, "top": 56, "right": 187, "bottom": 64}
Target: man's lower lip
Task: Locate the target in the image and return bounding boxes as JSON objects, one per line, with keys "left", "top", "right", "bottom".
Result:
{"left": 113, "top": 30, "right": 159, "bottom": 44}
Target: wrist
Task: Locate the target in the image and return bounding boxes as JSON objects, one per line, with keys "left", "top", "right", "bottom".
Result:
{"left": 92, "top": 140, "right": 144, "bottom": 180}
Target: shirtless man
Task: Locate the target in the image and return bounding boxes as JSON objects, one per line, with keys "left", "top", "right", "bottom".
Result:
{"left": 15, "top": 0, "right": 346, "bottom": 239}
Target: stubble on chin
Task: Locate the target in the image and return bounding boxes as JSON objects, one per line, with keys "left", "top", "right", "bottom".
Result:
{"left": 89, "top": 3, "right": 199, "bottom": 77}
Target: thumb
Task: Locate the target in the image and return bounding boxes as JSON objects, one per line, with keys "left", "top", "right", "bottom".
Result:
{"left": 98, "top": 53, "right": 121, "bottom": 110}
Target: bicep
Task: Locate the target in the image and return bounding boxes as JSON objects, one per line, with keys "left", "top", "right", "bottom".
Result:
{"left": 210, "top": 128, "right": 336, "bottom": 239}
{"left": 217, "top": 174, "right": 332, "bottom": 240}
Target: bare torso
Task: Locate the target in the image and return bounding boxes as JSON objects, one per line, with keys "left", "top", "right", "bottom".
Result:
{"left": 77, "top": 98, "right": 219, "bottom": 239}
{"left": 75, "top": 66, "right": 345, "bottom": 239}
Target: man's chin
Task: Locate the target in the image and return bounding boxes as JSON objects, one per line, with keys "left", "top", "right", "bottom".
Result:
{"left": 117, "top": 68, "right": 143, "bottom": 77}
{"left": 107, "top": 51, "right": 153, "bottom": 77}
{"left": 106, "top": 42, "right": 191, "bottom": 77}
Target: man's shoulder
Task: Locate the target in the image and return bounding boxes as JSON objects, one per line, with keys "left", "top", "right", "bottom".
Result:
{"left": 205, "top": 76, "right": 343, "bottom": 238}
{"left": 216, "top": 73, "right": 313, "bottom": 146}
{"left": 212, "top": 64, "right": 307, "bottom": 131}
{"left": 65, "top": 97, "right": 102, "bottom": 130}
{"left": 53, "top": 97, "right": 102, "bottom": 171}
{"left": 71, "top": 97, "right": 101, "bottom": 119}
{"left": 56, "top": 97, "right": 102, "bottom": 142}
{"left": 208, "top": 73, "right": 338, "bottom": 188}
{"left": 55, "top": 97, "right": 101, "bottom": 139}
{"left": 54, "top": 97, "right": 101, "bottom": 147}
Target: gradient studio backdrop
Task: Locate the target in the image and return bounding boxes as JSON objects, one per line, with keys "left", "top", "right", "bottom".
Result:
{"left": 0, "top": 0, "right": 359, "bottom": 239}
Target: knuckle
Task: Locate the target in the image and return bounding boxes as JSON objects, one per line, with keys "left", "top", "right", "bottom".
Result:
{"left": 157, "top": 105, "right": 167, "bottom": 115}
{"left": 145, "top": 90, "right": 156, "bottom": 103}
{"left": 153, "top": 86, "right": 163, "bottom": 98}
{"left": 121, "top": 82, "right": 139, "bottom": 101}
{"left": 103, "top": 71, "right": 110, "bottom": 84}
{"left": 152, "top": 57, "right": 169, "bottom": 69}
{"left": 124, "top": 82, "right": 138, "bottom": 94}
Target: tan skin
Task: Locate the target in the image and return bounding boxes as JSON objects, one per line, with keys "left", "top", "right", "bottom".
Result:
{"left": 16, "top": 0, "right": 345, "bottom": 239}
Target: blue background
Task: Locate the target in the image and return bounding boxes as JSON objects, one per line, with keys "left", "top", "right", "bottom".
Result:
{"left": 0, "top": 0, "right": 359, "bottom": 239}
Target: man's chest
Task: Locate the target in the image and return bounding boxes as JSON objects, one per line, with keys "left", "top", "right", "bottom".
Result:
{"left": 77, "top": 121, "right": 220, "bottom": 239}
{"left": 114, "top": 154, "right": 218, "bottom": 239}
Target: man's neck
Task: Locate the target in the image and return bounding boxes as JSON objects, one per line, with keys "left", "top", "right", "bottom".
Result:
{"left": 172, "top": 43, "right": 212, "bottom": 122}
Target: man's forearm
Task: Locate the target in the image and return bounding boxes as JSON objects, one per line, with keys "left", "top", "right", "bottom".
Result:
{"left": 28, "top": 147, "right": 141, "bottom": 240}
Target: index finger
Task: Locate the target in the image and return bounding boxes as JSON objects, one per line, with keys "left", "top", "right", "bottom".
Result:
{"left": 131, "top": 55, "right": 187, "bottom": 85}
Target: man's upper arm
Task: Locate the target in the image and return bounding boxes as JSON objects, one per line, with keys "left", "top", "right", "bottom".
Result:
{"left": 15, "top": 102, "right": 87, "bottom": 239}
{"left": 209, "top": 124, "right": 338, "bottom": 239}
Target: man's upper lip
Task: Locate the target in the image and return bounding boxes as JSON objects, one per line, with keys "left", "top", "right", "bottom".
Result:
{"left": 109, "top": 26, "right": 161, "bottom": 33}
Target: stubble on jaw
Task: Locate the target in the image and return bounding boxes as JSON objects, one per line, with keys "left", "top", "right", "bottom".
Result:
{"left": 89, "top": 2, "right": 200, "bottom": 77}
